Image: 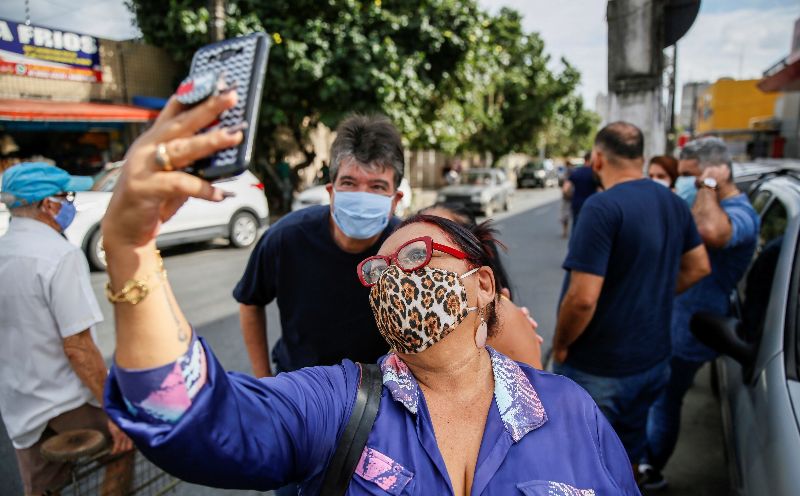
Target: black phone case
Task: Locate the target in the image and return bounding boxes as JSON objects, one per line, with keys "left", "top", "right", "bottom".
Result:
{"left": 184, "top": 33, "right": 270, "bottom": 180}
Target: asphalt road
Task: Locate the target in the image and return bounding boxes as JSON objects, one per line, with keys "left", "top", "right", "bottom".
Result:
{"left": 0, "top": 188, "right": 728, "bottom": 495}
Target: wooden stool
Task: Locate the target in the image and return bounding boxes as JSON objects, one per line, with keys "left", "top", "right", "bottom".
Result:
{"left": 41, "top": 429, "right": 108, "bottom": 462}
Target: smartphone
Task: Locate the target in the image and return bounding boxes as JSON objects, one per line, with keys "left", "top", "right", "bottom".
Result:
{"left": 183, "top": 33, "right": 270, "bottom": 180}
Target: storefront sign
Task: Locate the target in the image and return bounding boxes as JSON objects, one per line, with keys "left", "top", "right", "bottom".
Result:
{"left": 0, "top": 18, "right": 102, "bottom": 82}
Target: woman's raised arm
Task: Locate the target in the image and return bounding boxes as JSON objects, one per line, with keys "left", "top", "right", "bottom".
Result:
{"left": 102, "top": 91, "right": 243, "bottom": 369}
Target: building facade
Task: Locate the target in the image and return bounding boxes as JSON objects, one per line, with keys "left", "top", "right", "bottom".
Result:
{"left": 759, "top": 17, "right": 800, "bottom": 159}
{"left": 0, "top": 17, "right": 179, "bottom": 175}
{"left": 693, "top": 78, "right": 782, "bottom": 160}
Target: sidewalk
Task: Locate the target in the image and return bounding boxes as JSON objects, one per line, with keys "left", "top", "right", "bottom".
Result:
{"left": 653, "top": 363, "right": 729, "bottom": 495}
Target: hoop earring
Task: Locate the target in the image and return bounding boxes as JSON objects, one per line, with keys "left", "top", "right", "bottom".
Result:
{"left": 474, "top": 306, "right": 488, "bottom": 348}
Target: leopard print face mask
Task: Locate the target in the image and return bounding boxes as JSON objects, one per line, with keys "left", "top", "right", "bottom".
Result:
{"left": 369, "top": 264, "right": 478, "bottom": 354}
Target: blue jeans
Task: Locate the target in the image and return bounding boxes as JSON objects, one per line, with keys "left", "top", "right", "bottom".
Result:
{"left": 644, "top": 356, "right": 705, "bottom": 470}
{"left": 554, "top": 359, "right": 669, "bottom": 463}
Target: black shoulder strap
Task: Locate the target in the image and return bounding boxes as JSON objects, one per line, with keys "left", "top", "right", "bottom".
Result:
{"left": 319, "top": 363, "right": 382, "bottom": 496}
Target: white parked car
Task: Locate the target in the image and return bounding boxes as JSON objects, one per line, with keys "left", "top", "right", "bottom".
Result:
{"left": 436, "top": 168, "right": 515, "bottom": 217}
{"left": 292, "top": 177, "right": 413, "bottom": 217}
{"left": 0, "top": 202, "right": 8, "bottom": 236}
{"left": 63, "top": 166, "right": 269, "bottom": 270}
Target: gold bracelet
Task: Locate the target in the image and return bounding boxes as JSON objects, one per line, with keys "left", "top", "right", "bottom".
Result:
{"left": 105, "top": 251, "right": 167, "bottom": 305}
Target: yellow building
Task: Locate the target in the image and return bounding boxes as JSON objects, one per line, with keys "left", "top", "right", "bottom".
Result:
{"left": 696, "top": 78, "right": 781, "bottom": 133}
{"left": 692, "top": 78, "right": 784, "bottom": 159}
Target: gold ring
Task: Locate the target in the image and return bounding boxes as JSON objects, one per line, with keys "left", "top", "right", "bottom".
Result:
{"left": 154, "top": 143, "right": 174, "bottom": 171}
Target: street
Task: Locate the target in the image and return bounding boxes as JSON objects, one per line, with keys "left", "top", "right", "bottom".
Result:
{"left": 0, "top": 189, "right": 728, "bottom": 495}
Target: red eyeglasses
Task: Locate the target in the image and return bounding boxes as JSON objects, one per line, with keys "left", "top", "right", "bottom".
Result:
{"left": 357, "top": 236, "right": 468, "bottom": 287}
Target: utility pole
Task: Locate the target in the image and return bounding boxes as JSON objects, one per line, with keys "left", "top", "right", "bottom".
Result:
{"left": 209, "top": 0, "right": 225, "bottom": 42}
{"left": 666, "top": 44, "right": 678, "bottom": 152}
{"left": 606, "top": 0, "right": 666, "bottom": 158}
{"left": 606, "top": 0, "right": 700, "bottom": 156}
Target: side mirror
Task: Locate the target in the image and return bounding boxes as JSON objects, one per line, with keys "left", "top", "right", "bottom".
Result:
{"left": 690, "top": 312, "right": 757, "bottom": 368}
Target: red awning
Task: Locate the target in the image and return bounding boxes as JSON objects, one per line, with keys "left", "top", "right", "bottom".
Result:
{"left": 0, "top": 99, "right": 159, "bottom": 123}
{"left": 759, "top": 52, "right": 800, "bottom": 93}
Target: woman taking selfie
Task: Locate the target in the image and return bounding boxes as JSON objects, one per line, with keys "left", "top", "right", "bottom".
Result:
{"left": 102, "top": 91, "right": 639, "bottom": 495}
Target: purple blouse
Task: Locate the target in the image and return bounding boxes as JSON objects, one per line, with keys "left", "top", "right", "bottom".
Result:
{"left": 105, "top": 335, "right": 640, "bottom": 495}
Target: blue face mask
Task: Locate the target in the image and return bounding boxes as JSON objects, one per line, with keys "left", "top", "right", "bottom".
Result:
{"left": 332, "top": 190, "right": 393, "bottom": 240}
{"left": 674, "top": 176, "right": 697, "bottom": 206}
{"left": 51, "top": 199, "right": 76, "bottom": 231}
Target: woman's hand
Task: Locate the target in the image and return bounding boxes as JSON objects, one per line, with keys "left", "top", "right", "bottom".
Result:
{"left": 103, "top": 90, "right": 244, "bottom": 369}
{"left": 102, "top": 91, "right": 244, "bottom": 251}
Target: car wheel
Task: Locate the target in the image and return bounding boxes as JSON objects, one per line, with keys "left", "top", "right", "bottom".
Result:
{"left": 86, "top": 228, "right": 107, "bottom": 271}
{"left": 229, "top": 211, "right": 258, "bottom": 248}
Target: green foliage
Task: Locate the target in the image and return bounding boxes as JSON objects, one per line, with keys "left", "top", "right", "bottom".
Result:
{"left": 126, "top": 0, "right": 597, "bottom": 163}
{"left": 542, "top": 94, "right": 601, "bottom": 158}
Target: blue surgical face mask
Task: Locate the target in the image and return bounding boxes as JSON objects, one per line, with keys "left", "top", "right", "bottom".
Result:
{"left": 332, "top": 190, "right": 393, "bottom": 240}
{"left": 50, "top": 198, "right": 76, "bottom": 231}
{"left": 674, "top": 176, "right": 697, "bottom": 206}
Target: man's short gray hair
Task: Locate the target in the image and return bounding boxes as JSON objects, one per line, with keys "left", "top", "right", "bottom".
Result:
{"left": 329, "top": 114, "right": 405, "bottom": 189}
{"left": 8, "top": 203, "right": 40, "bottom": 218}
{"left": 679, "top": 137, "right": 732, "bottom": 168}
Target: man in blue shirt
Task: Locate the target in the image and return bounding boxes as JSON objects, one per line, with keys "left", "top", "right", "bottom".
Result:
{"left": 552, "top": 122, "right": 711, "bottom": 469}
{"left": 640, "top": 137, "right": 759, "bottom": 490}
{"left": 565, "top": 151, "right": 598, "bottom": 227}
{"left": 234, "top": 115, "right": 404, "bottom": 378}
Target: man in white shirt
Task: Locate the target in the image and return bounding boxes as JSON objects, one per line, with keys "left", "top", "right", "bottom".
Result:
{"left": 0, "top": 162, "right": 132, "bottom": 495}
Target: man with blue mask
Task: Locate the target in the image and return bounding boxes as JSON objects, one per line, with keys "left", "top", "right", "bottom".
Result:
{"left": 552, "top": 122, "right": 711, "bottom": 478}
{"left": 0, "top": 163, "right": 133, "bottom": 494}
{"left": 234, "top": 114, "right": 404, "bottom": 378}
{"left": 640, "top": 137, "right": 759, "bottom": 490}
{"left": 235, "top": 114, "right": 404, "bottom": 496}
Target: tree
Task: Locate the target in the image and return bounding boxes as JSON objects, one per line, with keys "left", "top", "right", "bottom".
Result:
{"left": 126, "top": 0, "right": 594, "bottom": 175}
{"left": 453, "top": 8, "right": 584, "bottom": 161}
{"left": 127, "top": 0, "right": 481, "bottom": 162}
{"left": 541, "top": 94, "right": 601, "bottom": 158}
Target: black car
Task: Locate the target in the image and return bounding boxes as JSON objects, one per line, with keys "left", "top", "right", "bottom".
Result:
{"left": 517, "top": 161, "right": 557, "bottom": 189}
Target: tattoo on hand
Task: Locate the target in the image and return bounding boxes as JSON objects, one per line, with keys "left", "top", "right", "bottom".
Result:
{"left": 164, "top": 287, "right": 188, "bottom": 342}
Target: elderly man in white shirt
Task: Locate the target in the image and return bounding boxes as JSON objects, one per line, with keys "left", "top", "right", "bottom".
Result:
{"left": 0, "top": 162, "right": 132, "bottom": 495}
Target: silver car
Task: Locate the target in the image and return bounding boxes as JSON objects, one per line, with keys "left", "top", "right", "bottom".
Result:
{"left": 691, "top": 165, "right": 800, "bottom": 495}
{"left": 436, "top": 168, "right": 514, "bottom": 217}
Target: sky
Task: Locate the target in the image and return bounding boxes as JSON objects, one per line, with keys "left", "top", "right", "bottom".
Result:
{"left": 479, "top": 0, "right": 799, "bottom": 111}
{"left": 0, "top": 0, "right": 798, "bottom": 113}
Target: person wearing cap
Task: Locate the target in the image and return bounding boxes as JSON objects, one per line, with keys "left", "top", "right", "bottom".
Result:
{"left": 0, "top": 162, "right": 133, "bottom": 495}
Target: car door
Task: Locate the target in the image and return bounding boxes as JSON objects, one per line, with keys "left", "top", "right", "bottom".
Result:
{"left": 160, "top": 178, "right": 237, "bottom": 235}
{"left": 491, "top": 170, "right": 504, "bottom": 205}
{"left": 718, "top": 180, "right": 800, "bottom": 495}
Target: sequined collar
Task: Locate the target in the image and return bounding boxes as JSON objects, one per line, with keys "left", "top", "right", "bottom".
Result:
{"left": 379, "top": 347, "right": 547, "bottom": 443}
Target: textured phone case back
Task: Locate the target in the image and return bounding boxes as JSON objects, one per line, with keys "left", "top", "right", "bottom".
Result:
{"left": 186, "top": 34, "right": 268, "bottom": 179}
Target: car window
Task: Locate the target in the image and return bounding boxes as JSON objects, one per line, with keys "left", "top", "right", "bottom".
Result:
{"left": 739, "top": 199, "right": 788, "bottom": 343}
{"left": 92, "top": 169, "right": 122, "bottom": 192}
{"left": 463, "top": 172, "right": 493, "bottom": 186}
{"left": 792, "top": 234, "right": 800, "bottom": 381}
{"left": 749, "top": 190, "right": 772, "bottom": 215}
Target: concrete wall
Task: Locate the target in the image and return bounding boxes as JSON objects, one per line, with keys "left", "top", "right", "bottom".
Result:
{"left": 607, "top": 90, "right": 666, "bottom": 160}
{"left": 606, "top": 0, "right": 667, "bottom": 158}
